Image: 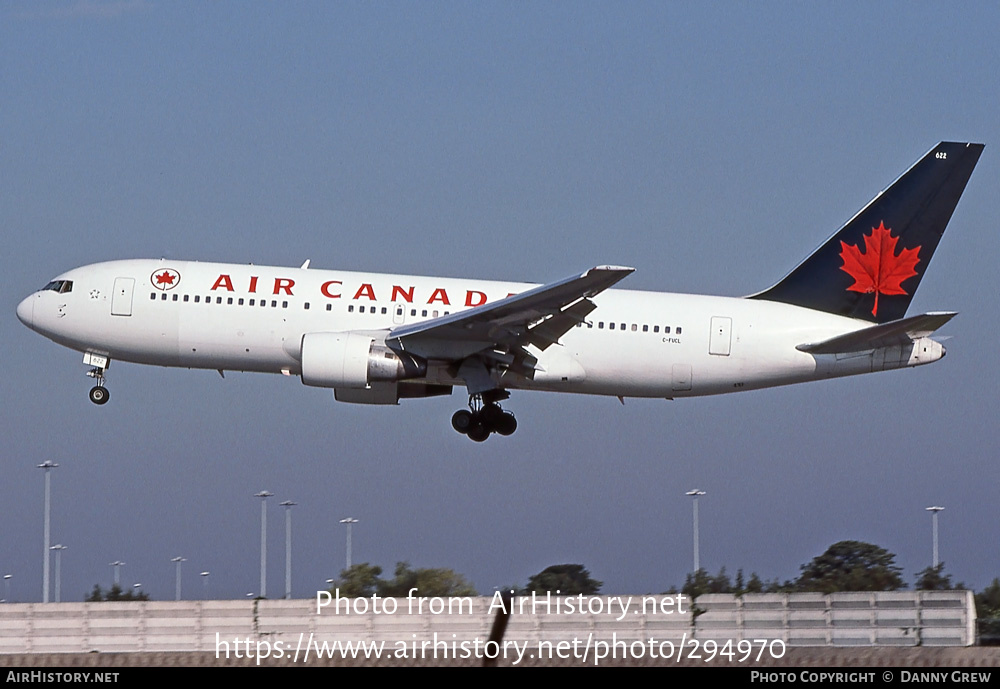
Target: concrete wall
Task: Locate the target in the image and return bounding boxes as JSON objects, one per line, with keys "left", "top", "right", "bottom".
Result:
{"left": 2, "top": 647, "right": 999, "bottom": 668}
{"left": 0, "top": 591, "right": 976, "bottom": 656}
{"left": 694, "top": 591, "right": 975, "bottom": 647}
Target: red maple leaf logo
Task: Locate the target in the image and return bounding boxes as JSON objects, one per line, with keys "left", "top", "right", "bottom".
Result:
{"left": 839, "top": 221, "right": 920, "bottom": 317}
{"left": 155, "top": 271, "right": 176, "bottom": 286}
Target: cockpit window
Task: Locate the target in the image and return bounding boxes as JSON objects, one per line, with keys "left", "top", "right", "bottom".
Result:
{"left": 42, "top": 280, "right": 73, "bottom": 294}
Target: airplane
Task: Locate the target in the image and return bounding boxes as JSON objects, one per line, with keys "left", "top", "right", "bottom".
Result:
{"left": 17, "top": 142, "right": 983, "bottom": 441}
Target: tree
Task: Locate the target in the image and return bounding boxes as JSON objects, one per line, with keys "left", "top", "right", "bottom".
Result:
{"left": 914, "top": 563, "right": 954, "bottom": 591}
{"left": 763, "top": 577, "right": 795, "bottom": 594}
{"left": 331, "top": 563, "right": 382, "bottom": 597}
{"left": 330, "top": 562, "right": 477, "bottom": 597}
{"left": 525, "top": 564, "right": 602, "bottom": 595}
{"left": 682, "top": 567, "right": 733, "bottom": 598}
{"left": 745, "top": 572, "right": 764, "bottom": 594}
{"left": 377, "top": 562, "right": 477, "bottom": 597}
{"left": 976, "top": 579, "right": 1000, "bottom": 646}
{"left": 795, "top": 541, "right": 904, "bottom": 593}
{"left": 85, "top": 583, "right": 149, "bottom": 601}
{"left": 976, "top": 578, "right": 1000, "bottom": 618}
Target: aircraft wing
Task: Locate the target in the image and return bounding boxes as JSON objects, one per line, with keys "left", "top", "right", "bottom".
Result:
{"left": 385, "top": 266, "right": 634, "bottom": 367}
{"left": 796, "top": 312, "right": 957, "bottom": 355}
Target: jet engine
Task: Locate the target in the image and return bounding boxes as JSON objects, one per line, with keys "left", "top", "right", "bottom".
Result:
{"left": 300, "top": 331, "right": 426, "bottom": 389}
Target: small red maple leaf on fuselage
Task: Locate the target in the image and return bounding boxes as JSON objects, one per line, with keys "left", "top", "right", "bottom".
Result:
{"left": 155, "top": 271, "right": 176, "bottom": 286}
{"left": 839, "top": 221, "right": 920, "bottom": 318}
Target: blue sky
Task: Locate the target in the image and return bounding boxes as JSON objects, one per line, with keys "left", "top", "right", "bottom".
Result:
{"left": 2, "top": 1, "right": 998, "bottom": 601}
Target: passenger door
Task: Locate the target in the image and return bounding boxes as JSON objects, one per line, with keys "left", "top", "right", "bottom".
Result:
{"left": 111, "top": 277, "right": 135, "bottom": 316}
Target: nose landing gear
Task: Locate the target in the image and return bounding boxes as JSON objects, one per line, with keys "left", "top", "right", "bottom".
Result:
{"left": 85, "top": 356, "right": 110, "bottom": 405}
{"left": 451, "top": 392, "right": 517, "bottom": 442}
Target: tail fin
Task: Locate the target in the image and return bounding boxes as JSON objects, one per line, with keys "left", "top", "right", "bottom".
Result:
{"left": 750, "top": 142, "right": 984, "bottom": 323}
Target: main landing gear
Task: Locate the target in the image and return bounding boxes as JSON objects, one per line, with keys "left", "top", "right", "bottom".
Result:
{"left": 86, "top": 366, "right": 110, "bottom": 405}
{"left": 451, "top": 392, "right": 517, "bottom": 442}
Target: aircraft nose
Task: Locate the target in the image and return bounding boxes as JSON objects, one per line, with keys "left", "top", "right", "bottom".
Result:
{"left": 16, "top": 295, "right": 33, "bottom": 328}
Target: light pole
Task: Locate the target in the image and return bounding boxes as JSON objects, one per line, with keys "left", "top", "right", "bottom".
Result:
{"left": 340, "top": 518, "right": 359, "bottom": 570}
{"left": 200, "top": 571, "right": 210, "bottom": 599}
{"left": 281, "top": 501, "right": 296, "bottom": 599}
{"left": 686, "top": 489, "right": 706, "bottom": 574}
{"left": 50, "top": 545, "right": 67, "bottom": 603}
{"left": 255, "top": 491, "right": 273, "bottom": 598}
{"left": 926, "top": 506, "right": 945, "bottom": 567}
{"left": 109, "top": 561, "right": 126, "bottom": 587}
{"left": 37, "top": 461, "right": 59, "bottom": 603}
{"left": 171, "top": 557, "right": 185, "bottom": 601}
{"left": 3, "top": 575, "right": 11, "bottom": 603}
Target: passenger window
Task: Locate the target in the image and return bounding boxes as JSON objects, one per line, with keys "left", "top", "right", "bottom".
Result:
{"left": 282, "top": 301, "right": 288, "bottom": 308}
{"left": 676, "top": 327, "right": 682, "bottom": 335}
{"left": 304, "top": 302, "right": 310, "bottom": 310}
{"left": 631, "top": 324, "right": 637, "bottom": 332}
{"left": 653, "top": 325, "right": 659, "bottom": 333}
{"left": 150, "top": 293, "right": 156, "bottom": 300}
{"left": 249, "top": 299, "right": 255, "bottom": 306}
{"left": 432, "top": 310, "right": 438, "bottom": 317}
{"left": 665, "top": 326, "right": 670, "bottom": 334}
{"left": 271, "top": 300, "right": 277, "bottom": 308}
{"left": 642, "top": 325, "right": 648, "bottom": 332}
{"left": 326, "top": 304, "right": 332, "bottom": 311}
{"left": 161, "top": 293, "right": 167, "bottom": 300}
{"left": 227, "top": 297, "right": 233, "bottom": 305}
{"left": 238, "top": 298, "right": 244, "bottom": 305}
{"left": 184, "top": 295, "right": 189, "bottom": 302}
{"left": 173, "top": 294, "right": 178, "bottom": 302}
{"left": 382, "top": 307, "right": 387, "bottom": 314}
{"left": 359, "top": 306, "right": 365, "bottom": 313}
{"left": 348, "top": 305, "right": 354, "bottom": 312}
{"left": 195, "top": 295, "right": 201, "bottom": 303}
{"left": 411, "top": 309, "right": 417, "bottom": 316}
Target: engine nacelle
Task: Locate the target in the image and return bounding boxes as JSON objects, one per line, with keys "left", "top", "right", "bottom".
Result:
{"left": 300, "top": 332, "right": 425, "bottom": 389}
{"left": 334, "top": 382, "right": 453, "bottom": 405}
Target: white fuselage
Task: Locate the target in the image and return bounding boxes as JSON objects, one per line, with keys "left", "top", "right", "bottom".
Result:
{"left": 17, "top": 259, "right": 940, "bottom": 401}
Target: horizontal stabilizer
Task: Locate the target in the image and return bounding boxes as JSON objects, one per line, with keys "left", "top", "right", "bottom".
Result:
{"left": 796, "top": 312, "right": 957, "bottom": 354}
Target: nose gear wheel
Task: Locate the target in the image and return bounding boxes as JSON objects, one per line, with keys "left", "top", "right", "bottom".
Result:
{"left": 86, "top": 366, "right": 110, "bottom": 405}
